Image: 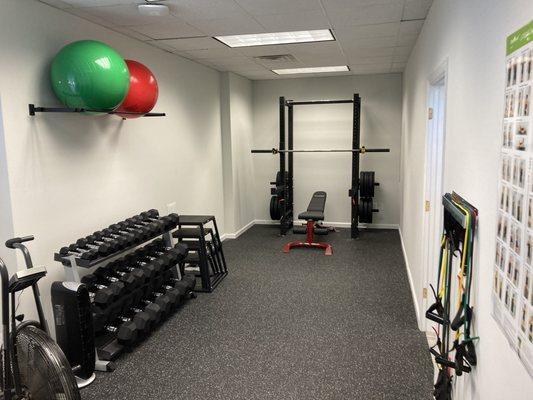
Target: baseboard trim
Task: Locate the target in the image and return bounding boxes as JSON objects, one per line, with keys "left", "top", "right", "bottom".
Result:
{"left": 221, "top": 219, "right": 256, "bottom": 241}
{"left": 398, "top": 227, "right": 421, "bottom": 329}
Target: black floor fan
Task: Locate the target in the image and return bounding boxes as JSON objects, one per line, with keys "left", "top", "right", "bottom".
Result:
{"left": 1, "top": 236, "right": 80, "bottom": 400}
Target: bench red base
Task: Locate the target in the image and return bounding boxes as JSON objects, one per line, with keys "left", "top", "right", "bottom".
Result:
{"left": 283, "top": 220, "right": 333, "bottom": 256}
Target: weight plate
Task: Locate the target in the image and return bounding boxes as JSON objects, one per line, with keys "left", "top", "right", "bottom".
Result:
{"left": 358, "top": 197, "right": 373, "bottom": 223}
{"left": 270, "top": 196, "right": 282, "bottom": 220}
{"left": 276, "top": 171, "right": 288, "bottom": 186}
{"left": 359, "top": 171, "right": 375, "bottom": 198}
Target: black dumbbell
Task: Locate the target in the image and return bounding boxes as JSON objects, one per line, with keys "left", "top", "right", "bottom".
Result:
{"left": 137, "top": 211, "right": 179, "bottom": 231}
{"left": 101, "top": 228, "right": 136, "bottom": 247}
{"left": 59, "top": 245, "right": 98, "bottom": 261}
{"left": 85, "top": 234, "right": 121, "bottom": 254}
{"left": 125, "top": 254, "right": 164, "bottom": 281}
{"left": 128, "top": 287, "right": 163, "bottom": 326}
{"left": 136, "top": 248, "right": 175, "bottom": 269}
{"left": 133, "top": 249, "right": 170, "bottom": 271}
{"left": 108, "top": 223, "right": 148, "bottom": 242}
{"left": 144, "top": 291, "right": 173, "bottom": 319}
{"left": 82, "top": 282, "right": 116, "bottom": 307}
{"left": 74, "top": 238, "right": 112, "bottom": 257}
{"left": 95, "top": 265, "right": 138, "bottom": 292}
{"left": 109, "top": 261, "right": 147, "bottom": 287}
{"left": 93, "top": 307, "right": 138, "bottom": 346}
{"left": 113, "top": 259, "right": 152, "bottom": 284}
{"left": 163, "top": 267, "right": 196, "bottom": 297}
{"left": 82, "top": 274, "right": 125, "bottom": 299}
{"left": 117, "top": 309, "right": 152, "bottom": 336}
{"left": 123, "top": 219, "right": 163, "bottom": 236}
{"left": 92, "top": 230, "right": 128, "bottom": 250}
{"left": 121, "top": 219, "right": 162, "bottom": 236}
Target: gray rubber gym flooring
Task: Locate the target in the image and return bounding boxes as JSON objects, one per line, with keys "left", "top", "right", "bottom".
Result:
{"left": 81, "top": 225, "right": 434, "bottom": 400}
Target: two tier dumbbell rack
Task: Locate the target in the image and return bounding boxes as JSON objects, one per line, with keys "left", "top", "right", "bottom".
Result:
{"left": 54, "top": 221, "right": 178, "bottom": 373}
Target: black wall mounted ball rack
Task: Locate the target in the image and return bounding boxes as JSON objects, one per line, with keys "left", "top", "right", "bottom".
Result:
{"left": 28, "top": 104, "right": 166, "bottom": 118}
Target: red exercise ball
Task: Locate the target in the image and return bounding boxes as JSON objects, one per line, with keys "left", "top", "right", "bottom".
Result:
{"left": 116, "top": 60, "right": 158, "bottom": 119}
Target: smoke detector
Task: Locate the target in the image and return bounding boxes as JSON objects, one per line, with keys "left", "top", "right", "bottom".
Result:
{"left": 138, "top": 1, "right": 169, "bottom": 16}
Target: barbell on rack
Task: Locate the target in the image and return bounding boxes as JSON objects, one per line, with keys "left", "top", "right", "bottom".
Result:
{"left": 251, "top": 147, "right": 390, "bottom": 154}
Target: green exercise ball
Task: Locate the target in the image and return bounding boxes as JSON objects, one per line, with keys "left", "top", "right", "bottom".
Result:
{"left": 50, "top": 40, "right": 130, "bottom": 111}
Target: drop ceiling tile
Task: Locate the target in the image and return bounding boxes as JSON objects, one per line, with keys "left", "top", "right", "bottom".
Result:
{"left": 157, "top": 37, "right": 224, "bottom": 51}
{"left": 393, "top": 45, "right": 414, "bottom": 55}
{"left": 129, "top": 19, "right": 204, "bottom": 39}
{"left": 324, "top": 3, "right": 403, "bottom": 27}
{"left": 164, "top": 0, "right": 249, "bottom": 21}
{"left": 322, "top": 0, "right": 404, "bottom": 9}
{"left": 65, "top": 7, "right": 117, "bottom": 27}
{"left": 111, "top": 26, "right": 152, "bottom": 41}
{"left": 338, "top": 35, "right": 397, "bottom": 50}
{"left": 254, "top": 58, "right": 305, "bottom": 69}
{"left": 345, "top": 46, "right": 397, "bottom": 58}
{"left": 237, "top": 44, "right": 291, "bottom": 57}
{"left": 182, "top": 46, "right": 243, "bottom": 59}
{"left": 204, "top": 56, "right": 259, "bottom": 67}
{"left": 239, "top": 70, "right": 278, "bottom": 80}
{"left": 349, "top": 55, "right": 393, "bottom": 65}
{"left": 285, "top": 41, "right": 344, "bottom": 58}
{"left": 350, "top": 63, "right": 392, "bottom": 74}
{"left": 399, "top": 19, "right": 425, "bottom": 36}
{"left": 38, "top": 0, "right": 73, "bottom": 8}
{"left": 189, "top": 16, "right": 265, "bottom": 36}
{"left": 58, "top": 0, "right": 136, "bottom": 6}
{"left": 403, "top": 0, "right": 433, "bottom": 20}
{"left": 255, "top": 10, "right": 331, "bottom": 31}
{"left": 234, "top": 0, "right": 323, "bottom": 16}
{"left": 397, "top": 34, "right": 418, "bottom": 47}
{"left": 391, "top": 65, "right": 405, "bottom": 72}
{"left": 392, "top": 53, "right": 409, "bottom": 62}
{"left": 332, "top": 22, "right": 400, "bottom": 41}
{"left": 71, "top": 4, "right": 177, "bottom": 26}
{"left": 145, "top": 40, "right": 178, "bottom": 53}
{"left": 227, "top": 65, "right": 267, "bottom": 74}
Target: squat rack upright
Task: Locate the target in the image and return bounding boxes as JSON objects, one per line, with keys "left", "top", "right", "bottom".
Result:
{"left": 277, "top": 94, "right": 364, "bottom": 239}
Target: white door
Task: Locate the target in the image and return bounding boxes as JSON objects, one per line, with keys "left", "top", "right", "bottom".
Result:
{"left": 420, "top": 68, "right": 447, "bottom": 331}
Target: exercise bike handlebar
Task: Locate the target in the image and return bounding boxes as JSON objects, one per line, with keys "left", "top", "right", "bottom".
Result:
{"left": 5, "top": 236, "right": 35, "bottom": 269}
{"left": 5, "top": 235, "right": 34, "bottom": 249}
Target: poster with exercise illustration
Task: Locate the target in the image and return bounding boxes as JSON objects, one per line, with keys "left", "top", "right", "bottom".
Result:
{"left": 493, "top": 20, "right": 533, "bottom": 378}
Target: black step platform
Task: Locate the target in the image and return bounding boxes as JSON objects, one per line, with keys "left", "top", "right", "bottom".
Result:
{"left": 174, "top": 215, "right": 227, "bottom": 292}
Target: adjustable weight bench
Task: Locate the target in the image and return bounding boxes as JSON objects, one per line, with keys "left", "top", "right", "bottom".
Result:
{"left": 283, "top": 191, "right": 333, "bottom": 255}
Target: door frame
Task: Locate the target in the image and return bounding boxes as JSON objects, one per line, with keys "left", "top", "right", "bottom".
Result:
{"left": 420, "top": 59, "right": 449, "bottom": 330}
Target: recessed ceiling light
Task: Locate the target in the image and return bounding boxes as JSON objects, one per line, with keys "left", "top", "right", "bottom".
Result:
{"left": 272, "top": 66, "right": 350, "bottom": 75}
{"left": 215, "top": 29, "right": 335, "bottom": 48}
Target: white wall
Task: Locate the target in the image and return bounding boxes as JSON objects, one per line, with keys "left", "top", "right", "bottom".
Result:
{"left": 0, "top": 98, "right": 16, "bottom": 268}
{"left": 401, "top": 0, "right": 533, "bottom": 398}
{"left": 0, "top": 0, "right": 224, "bottom": 324}
{"left": 252, "top": 74, "right": 402, "bottom": 227}
{"left": 220, "top": 72, "right": 255, "bottom": 235}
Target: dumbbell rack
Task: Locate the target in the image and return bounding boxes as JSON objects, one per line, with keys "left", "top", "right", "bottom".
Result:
{"left": 54, "top": 229, "right": 176, "bottom": 372}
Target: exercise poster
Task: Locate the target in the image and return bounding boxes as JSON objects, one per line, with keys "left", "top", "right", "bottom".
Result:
{"left": 493, "top": 20, "right": 533, "bottom": 377}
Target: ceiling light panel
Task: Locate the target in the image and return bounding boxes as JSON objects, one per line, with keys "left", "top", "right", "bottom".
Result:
{"left": 215, "top": 29, "right": 334, "bottom": 48}
{"left": 272, "top": 66, "right": 349, "bottom": 75}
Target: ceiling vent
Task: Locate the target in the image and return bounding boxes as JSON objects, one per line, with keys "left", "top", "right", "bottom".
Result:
{"left": 254, "top": 54, "right": 298, "bottom": 63}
